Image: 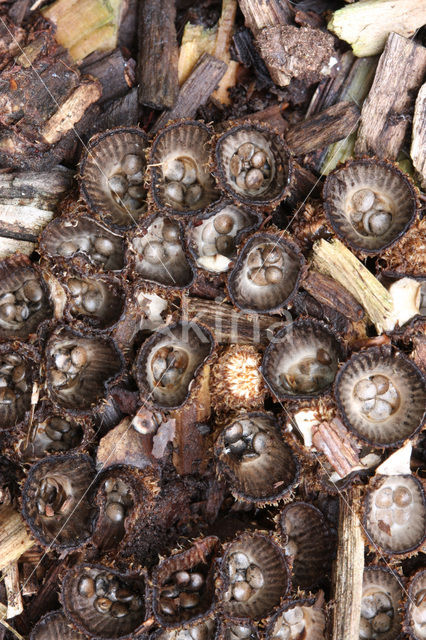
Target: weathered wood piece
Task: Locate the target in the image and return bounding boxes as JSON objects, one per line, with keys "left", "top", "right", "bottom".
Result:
{"left": 0, "top": 167, "right": 72, "bottom": 257}
{"left": 171, "top": 367, "right": 211, "bottom": 476}
{"left": 231, "top": 104, "right": 287, "bottom": 133}
{"left": 98, "top": 87, "right": 139, "bottom": 130}
{"left": 328, "top": 0, "right": 426, "bottom": 57}
{"left": 356, "top": 33, "right": 426, "bottom": 160}
{"left": 311, "top": 238, "right": 393, "bottom": 330}
{"left": 137, "top": 0, "right": 179, "bottom": 110}
{"left": 286, "top": 101, "right": 360, "bottom": 155}
{"left": 287, "top": 161, "right": 321, "bottom": 207}
{"left": 184, "top": 297, "right": 286, "bottom": 345}
{"left": 3, "top": 563, "right": 23, "bottom": 619}
{"left": 0, "top": 505, "right": 34, "bottom": 572}
{"left": 152, "top": 53, "right": 227, "bottom": 133}
{"left": 82, "top": 48, "right": 135, "bottom": 105}
{"left": 303, "top": 270, "right": 365, "bottom": 321}
{"left": 331, "top": 486, "right": 364, "bottom": 640}
{"left": 40, "top": 77, "right": 102, "bottom": 144}
{"left": 42, "top": 0, "right": 122, "bottom": 62}
{"left": 411, "top": 83, "right": 426, "bottom": 189}
{"left": 238, "top": 0, "right": 292, "bottom": 33}
{"left": 232, "top": 28, "right": 272, "bottom": 89}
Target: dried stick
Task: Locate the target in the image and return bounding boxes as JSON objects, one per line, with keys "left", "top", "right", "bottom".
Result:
{"left": 137, "top": 0, "right": 179, "bottom": 110}
{"left": 311, "top": 239, "right": 392, "bottom": 330}
{"left": 411, "top": 83, "right": 426, "bottom": 189}
{"left": 152, "top": 53, "right": 227, "bottom": 133}
{"left": 356, "top": 32, "right": 426, "bottom": 160}
{"left": 0, "top": 505, "right": 34, "bottom": 572}
{"left": 331, "top": 486, "right": 364, "bottom": 640}
{"left": 286, "top": 101, "right": 360, "bottom": 156}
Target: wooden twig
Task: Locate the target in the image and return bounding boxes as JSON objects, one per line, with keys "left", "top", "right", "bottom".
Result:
{"left": 152, "top": 53, "right": 227, "bottom": 133}
{"left": 40, "top": 77, "right": 102, "bottom": 144}
{"left": 184, "top": 297, "right": 286, "bottom": 345}
{"left": 331, "top": 486, "right": 364, "bottom": 640}
{"left": 328, "top": 0, "right": 426, "bottom": 57}
{"left": 286, "top": 101, "right": 360, "bottom": 156}
{"left": 0, "top": 506, "right": 34, "bottom": 572}
{"left": 3, "top": 563, "right": 23, "bottom": 619}
{"left": 237, "top": 0, "right": 292, "bottom": 34}
{"left": 171, "top": 366, "right": 211, "bottom": 476}
{"left": 311, "top": 239, "right": 393, "bottom": 330}
{"left": 411, "top": 83, "right": 426, "bottom": 189}
{"left": 82, "top": 49, "right": 135, "bottom": 105}
{"left": 302, "top": 270, "right": 365, "bottom": 321}
{"left": 137, "top": 0, "right": 179, "bottom": 110}
{"left": 355, "top": 32, "right": 426, "bottom": 160}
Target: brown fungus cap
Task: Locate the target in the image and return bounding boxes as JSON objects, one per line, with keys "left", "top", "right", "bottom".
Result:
{"left": 45, "top": 325, "right": 125, "bottom": 415}
{"left": 18, "top": 408, "right": 90, "bottom": 460}
{"left": 227, "top": 233, "right": 304, "bottom": 314}
{"left": 149, "top": 120, "right": 219, "bottom": 216}
{"left": 80, "top": 127, "right": 149, "bottom": 230}
{"left": 363, "top": 473, "right": 426, "bottom": 556}
{"left": 264, "top": 598, "right": 326, "bottom": 640}
{"left": 59, "top": 268, "right": 127, "bottom": 332}
{"left": 219, "top": 531, "right": 290, "bottom": 620}
{"left": 405, "top": 569, "right": 426, "bottom": 640}
{"left": 134, "top": 321, "right": 214, "bottom": 411}
{"left": 152, "top": 536, "right": 220, "bottom": 628}
{"left": 213, "top": 123, "right": 292, "bottom": 210}
{"left": 278, "top": 502, "right": 335, "bottom": 590}
{"left": 30, "top": 610, "right": 88, "bottom": 640}
{"left": 0, "top": 340, "right": 38, "bottom": 433}
{"left": 39, "top": 211, "right": 125, "bottom": 272}
{"left": 0, "top": 254, "right": 52, "bottom": 340}
{"left": 262, "top": 318, "right": 344, "bottom": 400}
{"left": 126, "top": 215, "right": 195, "bottom": 289}
{"left": 334, "top": 346, "right": 425, "bottom": 448}
{"left": 323, "top": 158, "right": 419, "bottom": 255}
{"left": 22, "top": 453, "right": 98, "bottom": 551}
{"left": 214, "top": 412, "right": 299, "bottom": 504}
{"left": 61, "top": 563, "right": 150, "bottom": 640}
{"left": 210, "top": 345, "right": 266, "bottom": 415}
{"left": 187, "top": 201, "right": 262, "bottom": 275}
{"left": 359, "top": 566, "right": 404, "bottom": 640}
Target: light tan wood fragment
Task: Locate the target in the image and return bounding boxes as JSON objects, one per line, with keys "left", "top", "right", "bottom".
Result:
{"left": 311, "top": 238, "right": 393, "bottom": 330}
{"left": 0, "top": 505, "right": 34, "bottom": 572}
{"left": 41, "top": 79, "right": 102, "bottom": 144}
{"left": 332, "top": 486, "right": 364, "bottom": 640}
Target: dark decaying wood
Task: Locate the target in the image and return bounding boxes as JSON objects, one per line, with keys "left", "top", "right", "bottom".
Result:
{"left": 81, "top": 48, "right": 136, "bottom": 105}
{"left": 237, "top": 0, "right": 292, "bottom": 33}
{"left": 97, "top": 87, "right": 139, "bottom": 130}
{"left": 286, "top": 101, "right": 360, "bottom": 155}
{"left": 287, "top": 161, "right": 321, "bottom": 207}
{"left": 355, "top": 32, "right": 426, "bottom": 160}
{"left": 137, "top": 0, "right": 179, "bottom": 110}
{"left": 232, "top": 28, "right": 273, "bottom": 89}
{"left": 152, "top": 53, "right": 227, "bottom": 133}
{"left": 331, "top": 486, "right": 364, "bottom": 640}
{"left": 302, "top": 270, "right": 365, "bottom": 321}
{"left": 171, "top": 367, "right": 211, "bottom": 476}
{"left": 231, "top": 104, "right": 287, "bottom": 134}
